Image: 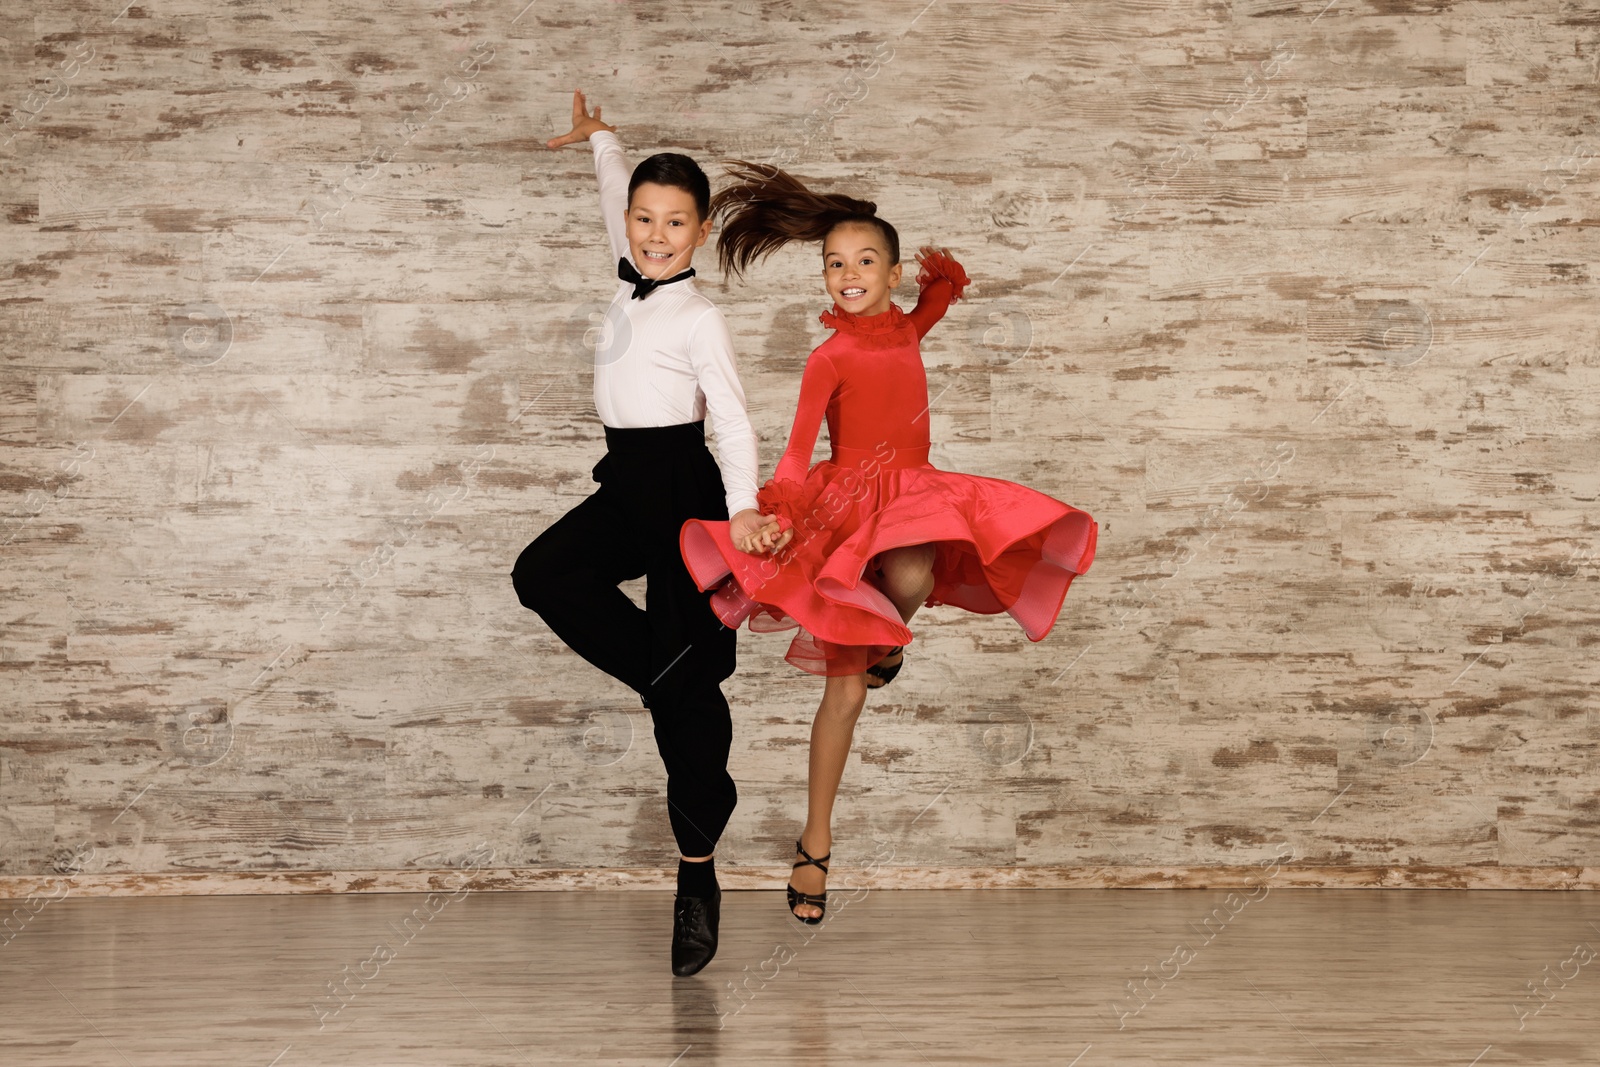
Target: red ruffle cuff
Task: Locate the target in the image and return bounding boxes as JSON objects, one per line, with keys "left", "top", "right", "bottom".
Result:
{"left": 915, "top": 248, "right": 970, "bottom": 301}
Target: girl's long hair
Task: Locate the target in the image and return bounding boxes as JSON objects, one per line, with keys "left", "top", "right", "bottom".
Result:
{"left": 711, "top": 160, "right": 900, "bottom": 279}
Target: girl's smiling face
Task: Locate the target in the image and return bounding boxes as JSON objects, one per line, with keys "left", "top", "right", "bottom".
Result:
{"left": 625, "top": 181, "right": 712, "bottom": 278}
{"left": 823, "top": 222, "right": 902, "bottom": 317}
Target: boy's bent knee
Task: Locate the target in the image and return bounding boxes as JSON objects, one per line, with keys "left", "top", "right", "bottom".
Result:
{"left": 511, "top": 567, "right": 545, "bottom": 611}
{"left": 511, "top": 542, "right": 563, "bottom": 611}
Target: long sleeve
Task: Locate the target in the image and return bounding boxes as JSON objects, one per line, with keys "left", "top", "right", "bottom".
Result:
{"left": 904, "top": 250, "right": 971, "bottom": 341}
{"left": 767, "top": 347, "right": 840, "bottom": 493}
{"left": 905, "top": 279, "right": 954, "bottom": 341}
{"left": 590, "top": 130, "right": 631, "bottom": 265}
{"left": 685, "top": 306, "right": 760, "bottom": 516}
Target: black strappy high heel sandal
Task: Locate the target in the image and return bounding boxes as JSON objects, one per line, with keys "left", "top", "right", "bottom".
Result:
{"left": 865, "top": 646, "right": 904, "bottom": 689}
{"left": 786, "top": 838, "right": 831, "bottom": 924}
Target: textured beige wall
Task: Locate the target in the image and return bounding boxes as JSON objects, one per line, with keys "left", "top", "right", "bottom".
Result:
{"left": 2, "top": 0, "right": 1597, "bottom": 884}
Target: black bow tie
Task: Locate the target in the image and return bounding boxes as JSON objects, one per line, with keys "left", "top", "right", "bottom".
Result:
{"left": 618, "top": 256, "right": 695, "bottom": 300}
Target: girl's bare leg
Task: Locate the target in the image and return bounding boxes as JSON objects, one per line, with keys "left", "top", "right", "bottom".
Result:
{"left": 790, "top": 546, "right": 937, "bottom": 916}
{"left": 792, "top": 670, "right": 868, "bottom": 918}
{"left": 868, "top": 543, "right": 936, "bottom": 681}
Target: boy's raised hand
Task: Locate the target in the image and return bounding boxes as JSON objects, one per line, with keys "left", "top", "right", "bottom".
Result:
{"left": 546, "top": 89, "right": 617, "bottom": 149}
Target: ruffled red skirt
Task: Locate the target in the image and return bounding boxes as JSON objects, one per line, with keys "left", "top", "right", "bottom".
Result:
{"left": 680, "top": 447, "right": 1097, "bottom": 676}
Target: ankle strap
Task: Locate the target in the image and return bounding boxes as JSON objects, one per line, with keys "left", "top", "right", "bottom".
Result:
{"left": 794, "top": 840, "right": 830, "bottom": 871}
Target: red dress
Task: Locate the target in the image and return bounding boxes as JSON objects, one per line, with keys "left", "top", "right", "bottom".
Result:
{"left": 679, "top": 252, "right": 1098, "bottom": 676}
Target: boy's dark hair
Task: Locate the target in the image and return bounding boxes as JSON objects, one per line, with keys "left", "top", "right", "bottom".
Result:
{"left": 708, "top": 160, "right": 900, "bottom": 280}
{"left": 628, "top": 153, "right": 711, "bottom": 223}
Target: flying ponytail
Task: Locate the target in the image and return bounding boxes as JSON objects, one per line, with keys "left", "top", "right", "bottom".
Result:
{"left": 711, "top": 160, "right": 901, "bottom": 279}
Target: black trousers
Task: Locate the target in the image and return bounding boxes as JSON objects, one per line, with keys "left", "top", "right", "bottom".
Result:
{"left": 511, "top": 421, "right": 737, "bottom": 857}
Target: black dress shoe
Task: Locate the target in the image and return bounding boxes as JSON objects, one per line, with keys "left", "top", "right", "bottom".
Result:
{"left": 671, "top": 891, "right": 720, "bottom": 977}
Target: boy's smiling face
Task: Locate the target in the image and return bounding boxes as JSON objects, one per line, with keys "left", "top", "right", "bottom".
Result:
{"left": 625, "top": 182, "right": 711, "bottom": 278}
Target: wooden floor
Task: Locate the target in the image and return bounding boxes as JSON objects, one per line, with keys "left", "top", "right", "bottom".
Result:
{"left": 3, "top": 889, "right": 1597, "bottom": 1065}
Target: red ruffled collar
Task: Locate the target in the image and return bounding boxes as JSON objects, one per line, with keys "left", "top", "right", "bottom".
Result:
{"left": 818, "top": 301, "right": 911, "bottom": 336}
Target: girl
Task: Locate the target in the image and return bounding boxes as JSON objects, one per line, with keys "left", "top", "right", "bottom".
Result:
{"left": 680, "top": 162, "right": 1098, "bottom": 922}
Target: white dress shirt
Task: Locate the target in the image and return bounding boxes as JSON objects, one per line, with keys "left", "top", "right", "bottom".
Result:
{"left": 589, "top": 130, "right": 759, "bottom": 516}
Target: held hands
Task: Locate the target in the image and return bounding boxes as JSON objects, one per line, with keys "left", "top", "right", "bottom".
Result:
{"left": 546, "top": 89, "right": 616, "bottom": 149}
{"left": 729, "top": 509, "right": 792, "bottom": 555}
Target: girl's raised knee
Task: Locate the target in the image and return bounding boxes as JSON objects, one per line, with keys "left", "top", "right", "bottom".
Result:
{"left": 879, "top": 546, "right": 935, "bottom": 601}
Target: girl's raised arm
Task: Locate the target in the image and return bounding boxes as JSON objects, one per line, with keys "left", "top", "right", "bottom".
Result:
{"left": 904, "top": 246, "right": 971, "bottom": 341}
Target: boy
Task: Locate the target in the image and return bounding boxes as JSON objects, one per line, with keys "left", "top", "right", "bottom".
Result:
{"left": 513, "top": 91, "right": 779, "bottom": 976}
